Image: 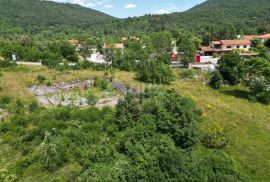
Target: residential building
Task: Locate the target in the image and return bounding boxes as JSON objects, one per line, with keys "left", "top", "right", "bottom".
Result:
{"left": 201, "top": 39, "right": 251, "bottom": 55}
{"left": 103, "top": 43, "right": 124, "bottom": 55}
{"left": 243, "top": 34, "right": 270, "bottom": 43}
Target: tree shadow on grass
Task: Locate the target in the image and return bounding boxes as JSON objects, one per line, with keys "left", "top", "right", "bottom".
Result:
{"left": 220, "top": 88, "right": 252, "bottom": 101}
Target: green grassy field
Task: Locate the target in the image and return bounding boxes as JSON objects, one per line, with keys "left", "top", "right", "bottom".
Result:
{"left": 0, "top": 66, "right": 270, "bottom": 181}
{"left": 114, "top": 70, "right": 270, "bottom": 182}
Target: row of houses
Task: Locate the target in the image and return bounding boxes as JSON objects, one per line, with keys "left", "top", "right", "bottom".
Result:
{"left": 70, "top": 33, "right": 270, "bottom": 65}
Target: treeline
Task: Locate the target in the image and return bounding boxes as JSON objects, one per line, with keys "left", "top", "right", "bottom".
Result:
{"left": 0, "top": 36, "right": 78, "bottom": 64}
{"left": 93, "top": 0, "right": 270, "bottom": 40}
{"left": 1, "top": 0, "right": 270, "bottom": 42}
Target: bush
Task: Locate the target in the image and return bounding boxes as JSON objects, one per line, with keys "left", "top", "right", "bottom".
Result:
{"left": 254, "top": 91, "right": 270, "bottom": 105}
{"left": 218, "top": 53, "right": 243, "bottom": 85}
{"left": 212, "top": 53, "right": 220, "bottom": 58}
{"left": 244, "top": 57, "right": 270, "bottom": 104}
{"left": 42, "top": 59, "right": 61, "bottom": 69}
{"left": 94, "top": 77, "right": 109, "bottom": 90}
{"left": 209, "top": 71, "right": 223, "bottom": 89}
{"left": 264, "top": 39, "right": 270, "bottom": 48}
{"left": 37, "top": 75, "right": 46, "bottom": 84}
{"left": 29, "top": 101, "right": 39, "bottom": 112}
{"left": 116, "top": 88, "right": 201, "bottom": 148}
{"left": 0, "top": 60, "right": 17, "bottom": 68}
{"left": 136, "top": 60, "right": 174, "bottom": 84}
{"left": 180, "top": 69, "right": 195, "bottom": 79}
{"left": 0, "top": 96, "right": 12, "bottom": 108}
{"left": 86, "top": 90, "right": 98, "bottom": 106}
{"left": 39, "top": 131, "right": 65, "bottom": 171}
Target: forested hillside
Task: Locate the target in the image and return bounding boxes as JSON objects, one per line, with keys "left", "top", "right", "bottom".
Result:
{"left": 0, "top": 0, "right": 269, "bottom": 39}
{"left": 99, "top": 0, "right": 270, "bottom": 38}
{"left": 0, "top": 0, "right": 115, "bottom": 36}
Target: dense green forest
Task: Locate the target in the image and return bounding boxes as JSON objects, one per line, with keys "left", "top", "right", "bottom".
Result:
{"left": 0, "top": 0, "right": 114, "bottom": 38}
{"left": 0, "top": 0, "right": 270, "bottom": 40}
{"left": 99, "top": 0, "right": 270, "bottom": 41}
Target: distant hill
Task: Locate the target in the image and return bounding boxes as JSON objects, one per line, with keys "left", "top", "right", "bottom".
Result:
{"left": 0, "top": 0, "right": 115, "bottom": 35}
{"left": 0, "top": 0, "right": 269, "bottom": 38}
{"left": 99, "top": 0, "right": 270, "bottom": 36}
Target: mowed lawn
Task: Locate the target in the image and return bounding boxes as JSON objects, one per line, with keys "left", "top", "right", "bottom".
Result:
{"left": 1, "top": 66, "right": 270, "bottom": 181}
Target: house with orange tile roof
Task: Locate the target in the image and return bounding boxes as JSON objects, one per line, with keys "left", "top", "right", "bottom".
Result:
{"left": 243, "top": 34, "right": 270, "bottom": 43}
{"left": 201, "top": 39, "right": 251, "bottom": 55}
{"left": 103, "top": 43, "right": 124, "bottom": 55}
{"left": 103, "top": 43, "right": 124, "bottom": 49}
{"left": 121, "top": 36, "right": 140, "bottom": 41}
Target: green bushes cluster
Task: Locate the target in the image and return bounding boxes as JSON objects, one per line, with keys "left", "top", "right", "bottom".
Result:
{"left": 209, "top": 71, "right": 223, "bottom": 89}
{"left": 0, "top": 60, "right": 17, "bottom": 68}
{"left": 93, "top": 77, "right": 109, "bottom": 90}
{"left": 0, "top": 89, "right": 247, "bottom": 181}
{"left": 180, "top": 69, "right": 195, "bottom": 79}
{"left": 136, "top": 60, "right": 175, "bottom": 84}
{"left": 210, "top": 53, "right": 270, "bottom": 104}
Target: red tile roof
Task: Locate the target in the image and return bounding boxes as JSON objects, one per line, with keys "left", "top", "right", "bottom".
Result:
{"left": 201, "top": 46, "right": 214, "bottom": 52}
{"left": 212, "top": 41, "right": 222, "bottom": 45}
{"left": 220, "top": 39, "right": 251, "bottom": 45}
{"left": 244, "top": 34, "right": 270, "bottom": 40}
{"left": 258, "top": 34, "right": 270, "bottom": 39}
{"left": 103, "top": 43, "right": 124, "bottom": 49}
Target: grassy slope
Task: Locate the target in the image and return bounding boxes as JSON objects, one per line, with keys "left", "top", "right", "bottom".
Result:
{"left": 114, "top": 71, "right": 270, "bottom": 182}
{"left": 0, "top": 67, "right": 270, "bottom": 181}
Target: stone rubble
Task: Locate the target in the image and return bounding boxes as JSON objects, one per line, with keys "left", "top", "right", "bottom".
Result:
{"left": 111, "top": 80, "right": 140, "bottom": 95}
{"left": 29, "top": 79, "right": 139, "bottom": 108}
{"left": 37, "top": 92, "right": 120, "bottom": 108}
{"left": 29, "top": 80, "right": 94, "bottom": 96}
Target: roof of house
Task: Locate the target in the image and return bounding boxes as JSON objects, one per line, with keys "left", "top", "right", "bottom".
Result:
{"left": 212, "top": 41, "right": 222, "bottom": 45}
{"left": 121, "top": 36, "right": 140, "bottom": 41}
{"left": 69, "top": 39, "right": 79, "bottom": 45}
{"left": 243, "top": 34, "right": 270, "bottom": 40}
{"left": 220, "top": 39, "right": 251, "bottom": 45}
{"left": 201, "top": 46, "right": 214, "bottom": 52}
{"left": 258, "top": 34, "right": 270, "bottom": 39}
{"left": 243, "top": 35, "right": 257, "bottom": 40}
{"left": 103, "top": 43, "right": 124, "bottom": 49}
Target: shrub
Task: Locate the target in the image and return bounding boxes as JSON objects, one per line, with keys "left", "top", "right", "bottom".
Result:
{"left": 218, "top": 53, "right": 243, "bottom": 85}
{"left": 37, "top": 75, "right": 46, "bottom": 84}
{"left": 94, "top": 77, "right": 109, "bottom": 90}
{"left": 86, "top": 90, "right": 98, "bottom": 106}
{"left": 39, "top": 131, "right": 65, "bottom": 171}
{"left": 209, "top": 71, "right": 223, "bottom": 89}
{"left": 116, "top": 88, "right": 201, "bottom": 148}
{"left": 180, "top": 69, "right": 195, "bottom": 79}
{"left": 244, "top": 57, "right": 270, "bottom": 104}
{"left": 0, "top": 96, "right": 12, "bottom": 108}
{"left": 136, "top": 60, "right": 174, "bottom": 84}
{"left": 264, "top": 39, "right": 270, "bottom": 48}
{"left": 254, "top": 91, "right": 270, "bottom": 105}
{"left": 29, "top": 101, "right": 39, "bottom": 112}
{"left": 0, "top": 60, "right": 17, "bottom": 68}
{"left": 212, "top": 53, "right": 220, "bottom": 58}
{"left": 42, "top": 59, "right": 61, "bottom": 69}
{"left": 15, "top": 99, "right": 25, "bottom": 114}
